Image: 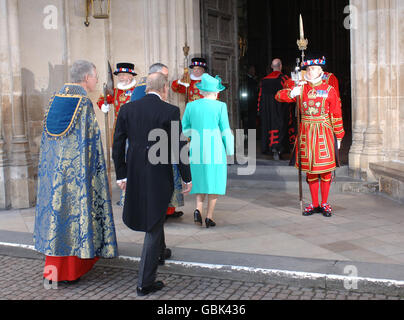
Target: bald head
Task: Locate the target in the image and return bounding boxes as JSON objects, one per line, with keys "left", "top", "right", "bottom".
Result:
{"left": 271, "top": 59, "right": 282, "bottom": 72}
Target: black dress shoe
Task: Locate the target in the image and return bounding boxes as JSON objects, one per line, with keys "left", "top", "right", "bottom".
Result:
{"left": 167, "top": 211, "right": 184, "bottom": 219}
{"left": 136, "top": 281, "right": 165, "bottom": 296}
{"left": 43, "top": 277, "right": 81, "bottom": 285}
{"left": 194, "top": 209, "right": 202, "bottom": 226}
{"left": 61, "top": 278, "right": 81, "bottom": 285}
{"left": 159, "top": 248, "right": 172, "bottom": 265}
{"left": 205, "top": 218, "right": 216, "bottom": 228}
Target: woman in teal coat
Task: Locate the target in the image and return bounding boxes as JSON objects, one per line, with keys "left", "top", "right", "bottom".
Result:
{"left": 182, "top": 74, "right": 234, "bottom": 228}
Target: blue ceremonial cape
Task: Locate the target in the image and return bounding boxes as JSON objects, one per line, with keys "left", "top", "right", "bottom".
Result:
{"left": 130, "top": 77, "right": 147, "bottom": 102}
{"left": 33, "top": 84, "right": 118, "bottom": 259}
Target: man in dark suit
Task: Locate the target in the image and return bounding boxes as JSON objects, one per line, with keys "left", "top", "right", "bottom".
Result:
{"left": 113, "top": 72, "right": 192, "bottom": 296}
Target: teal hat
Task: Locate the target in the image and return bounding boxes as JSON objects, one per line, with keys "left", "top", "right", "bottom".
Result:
{"left": 196, "top": 74, "right": 226, "bottom": 92}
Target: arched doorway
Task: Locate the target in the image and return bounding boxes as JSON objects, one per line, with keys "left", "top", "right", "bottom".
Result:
{"left": 238, "top": 0, "right": 351, "bottom": 164}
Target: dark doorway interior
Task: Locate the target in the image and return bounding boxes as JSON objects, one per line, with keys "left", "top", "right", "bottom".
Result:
{"left": 238, "top": 0, "right": 351, "bottom": 164}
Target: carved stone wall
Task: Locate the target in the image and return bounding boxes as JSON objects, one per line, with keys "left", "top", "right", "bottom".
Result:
{"left": 349, "top": 0, "right": 404, "bottom": 181}
{"left": 0, "top": 0, "right": 201, "bottom": 209}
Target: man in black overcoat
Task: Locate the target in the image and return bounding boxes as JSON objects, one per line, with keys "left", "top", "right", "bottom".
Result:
{"left": 113, "top": 72, "right": 192, "bottom": 296}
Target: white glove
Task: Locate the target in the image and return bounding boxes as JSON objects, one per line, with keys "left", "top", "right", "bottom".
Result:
{"left": 101, "top": 103, "right": 111, "bottom": 113}
{"left": 178, "top": 80, "right": 190, "bottom": 88}
{"left": 337, "top": 140, "right": 341, "bottom": 149}
{"left": 290, "top": 86, "right": 302, "bottom": 99}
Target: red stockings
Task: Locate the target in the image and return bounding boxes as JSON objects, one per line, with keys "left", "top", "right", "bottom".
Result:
{"left": 306, "top": 172, "right": 333, "bottom": 206}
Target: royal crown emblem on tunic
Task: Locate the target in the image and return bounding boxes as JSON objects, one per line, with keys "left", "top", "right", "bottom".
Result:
{"left": 307, "top": 89, "right": 317, "bottom": 99}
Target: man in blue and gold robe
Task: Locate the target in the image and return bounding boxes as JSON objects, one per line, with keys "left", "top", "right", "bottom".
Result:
{"left": 34, "top": 60, "right": 118, "bottom": 284}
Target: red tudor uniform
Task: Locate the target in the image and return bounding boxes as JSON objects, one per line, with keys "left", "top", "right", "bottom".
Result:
{"left": 283, "top": 71, "right": 341, "bottom": 152}
{"left": 172, "top": 57, "right": 208, "bottom": 102}
{"left": 171, "top": 78, "right": 204, "bottom": 102}
{"left": 276, "top": 82, "right": 344, "bottom": 173}
{"left": 97, "top": 86, "right": 136, "bottom": 121}
{"left": 276, "top": 55, "right": 344, "bottom": 217}
{"left": 96, "top": 63, "right": 137, "bottom": 123}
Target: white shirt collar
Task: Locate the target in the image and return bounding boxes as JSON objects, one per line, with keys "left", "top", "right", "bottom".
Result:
{"left": 148, "top": 91, "right": 162, "bottom": 100}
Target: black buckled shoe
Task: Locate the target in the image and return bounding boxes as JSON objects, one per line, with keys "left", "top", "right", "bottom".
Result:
{"left": 136, "top": 281, "right": 165, "bottom": 296}
{"left": 321, "top": 203, "right": 333, "bottom": 217}
{"left": 302, "top": 204, "right": 321, "bottom": 216}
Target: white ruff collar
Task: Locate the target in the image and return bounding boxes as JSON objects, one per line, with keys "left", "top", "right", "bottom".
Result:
{"left": 117, "top": 78, "right": 137, "bottom": 90}
{"left": 304, "top": 72, "right": 324, "bottom": 85}
{"left": 190, "top": 74, "right": 203, "bottom": 81}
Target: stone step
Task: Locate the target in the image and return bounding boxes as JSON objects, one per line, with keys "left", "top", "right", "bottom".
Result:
{"left": 228, "top": 162, "right": 349, "bottom": 177}
{"left": 227, "top": 178, "right": 378, "bottom": 194}
{"left": 226, "top": 163, "right": 378, "bottom": 194}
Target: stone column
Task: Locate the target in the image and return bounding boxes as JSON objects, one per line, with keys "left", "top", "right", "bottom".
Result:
{"left": 5, "top": 0, "right": 35, "bottom": 208}
{"left": 349, "top": 0, "right": 398, "bottom": 180}
{"left": 381, "top": 0, "right": 400, "bottom": 161}
{"left": 350, "top": 0, "right": 404, "bottom": 179}
{"left": 399, "top": 0, "right": 404, "bottom": 162}
{"left": 349, "top": 0, "right": 368, "bottom": 179}
{"left": 142, "top": 0, "right": 201, "bottom": 113}
{"left": 0, "top": 0, "right": 10, "bottom": 209}
{"left": 359, "top": 0, "right": 383, "bottom": 181}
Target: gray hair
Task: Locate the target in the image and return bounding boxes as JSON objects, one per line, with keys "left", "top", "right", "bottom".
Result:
{"left": 148, "top": 63, "right": 168, "bottom": 74}
{"left": 145, "top": 72, "right": 168, "bottom": 94}
{"left": 200, "top": 90, "right": 218, "bottom": 98}
{"left": 70, "top": 60, "right": 96, "bottom": 83}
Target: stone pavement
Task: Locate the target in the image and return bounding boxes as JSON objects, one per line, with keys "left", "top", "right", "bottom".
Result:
{"left": 0, "top": 253, "right": 402, "bottom": 301}
{"left": 1, "top": 160, "right": 404, "bottom": 299}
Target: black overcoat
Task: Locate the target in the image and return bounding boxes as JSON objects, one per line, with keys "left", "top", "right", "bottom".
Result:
{"left": 112, "top": 94, "right": 191, "bottom": 232}
{"left": 259, "top": 72, "right": 290, "bottom": 154}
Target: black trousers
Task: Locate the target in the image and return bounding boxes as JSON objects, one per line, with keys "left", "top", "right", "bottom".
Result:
{"left": 137, "top": 215, "right": 166, "bottom": 288}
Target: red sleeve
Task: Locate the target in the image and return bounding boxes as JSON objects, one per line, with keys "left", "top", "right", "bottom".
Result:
{"left": 275, "top": 88, "right": 295, "bottom": 103}
{"left": 96, "top": 95, "right": 104, "bottom": 109}
{"left": 283, "top": 78, "right": 295, "bottom": 89}
{"left": 96, "top": 94, "right": 113, "bottom": 109}
{"left": 171, "top": 80, "right": 187, "bottom": 94}
{"left": 328, "top": 87, "right": 345, "bottom": 140}
{"left": 327, "top": 73, "right": 340, "bottom": 99}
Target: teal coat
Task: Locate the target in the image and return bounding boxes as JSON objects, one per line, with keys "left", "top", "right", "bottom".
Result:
{"left": 182, "top": 98, "right": 234, "bottom": 195}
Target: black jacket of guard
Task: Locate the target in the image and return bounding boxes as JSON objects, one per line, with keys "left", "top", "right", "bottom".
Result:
{"left": 113, "top": 93, "right": 191, "bottom": 232}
